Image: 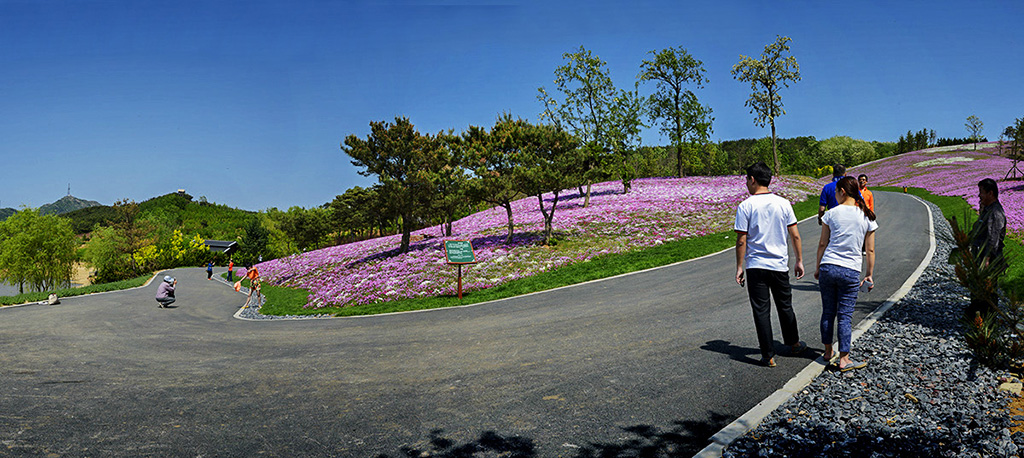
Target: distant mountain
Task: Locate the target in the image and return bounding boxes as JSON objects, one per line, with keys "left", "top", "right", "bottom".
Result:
{"left": 0, "top": 207, "right": 14, "bottom": 222}
{"left": 39, "top": 195, "right": 103, "bottom": 216}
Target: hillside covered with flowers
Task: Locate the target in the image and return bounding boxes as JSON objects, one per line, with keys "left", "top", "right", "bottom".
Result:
{"left": 259, "top": 175, "right": 818, "bottom": 309}
{"left": 846, "top": 142, "right": 1022, "bottom": 236}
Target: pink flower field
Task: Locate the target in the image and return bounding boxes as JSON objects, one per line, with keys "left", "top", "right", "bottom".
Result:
{"left": 259, "top": 175, "right": 819, "bottom": 309}
{"left": 844, "top": 142, "right": 1023, "bottom": 238}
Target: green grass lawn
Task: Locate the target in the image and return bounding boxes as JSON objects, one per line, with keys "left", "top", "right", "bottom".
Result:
{"left": 875, "top": 186, "right": 1023, "bottom": 299}
{"left": 0, "top": 274, "right": 155, "bottom": 306}
{"left": 254, "top": 194, "right": 821, "bottom": 317}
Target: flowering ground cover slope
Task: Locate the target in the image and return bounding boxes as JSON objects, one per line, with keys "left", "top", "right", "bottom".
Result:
{"left": 844, "top": 142, "right": 1023, "bottom": 237}
{"left": 260, "top": 176, "right": 818, "bottom": 309}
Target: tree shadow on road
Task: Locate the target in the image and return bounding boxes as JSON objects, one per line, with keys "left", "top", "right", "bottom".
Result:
{"left": 572, "top": 412, "right": 733, "bottom": 457}
{"left": 375, "top": 412, "right": 732, "bottom": 458}
{"left": 375, "top": 429, "right": 536, "bottom": 458}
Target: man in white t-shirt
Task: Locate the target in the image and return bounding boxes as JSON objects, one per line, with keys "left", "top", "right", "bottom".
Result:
{"left": 734, "top": 161, "right": 806, "bottom": 367}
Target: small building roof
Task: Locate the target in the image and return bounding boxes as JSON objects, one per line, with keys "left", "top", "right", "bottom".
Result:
{"left": 204, "top": 240, "right": 238, "bottom": 254}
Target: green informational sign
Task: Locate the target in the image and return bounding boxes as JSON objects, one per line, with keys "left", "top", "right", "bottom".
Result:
{"left": 444, "top": 240, "right": 476, "bottom": 264}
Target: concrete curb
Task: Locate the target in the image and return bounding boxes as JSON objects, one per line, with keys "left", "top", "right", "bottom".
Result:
{"left": 692, "top": 194, "right": 936, "bottom": 457}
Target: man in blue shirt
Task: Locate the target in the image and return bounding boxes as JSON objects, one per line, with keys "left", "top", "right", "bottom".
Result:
{"left": 818, "top": 164, "right": 846, "bottom": 226}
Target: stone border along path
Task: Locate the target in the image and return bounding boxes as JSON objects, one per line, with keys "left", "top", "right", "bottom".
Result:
{"left": 693, "top": 193, "right": 937, "bottom": 457}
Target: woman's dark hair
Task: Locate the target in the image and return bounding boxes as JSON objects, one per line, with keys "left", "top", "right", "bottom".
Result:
{"left": 979, "top": 178, "right": 999, "bottom": 199}
{"left": 837, "top": 176, "right": 876, "bottom": 221}
{"left": 746, "top": 161, "right": 772, "bottom": 187}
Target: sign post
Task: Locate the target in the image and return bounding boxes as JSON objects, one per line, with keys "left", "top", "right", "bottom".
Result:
{"left": 443, "top": 240, "right": 477, "bottom": 299}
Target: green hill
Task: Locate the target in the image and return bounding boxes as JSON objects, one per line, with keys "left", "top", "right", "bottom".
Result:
{"left": 61, "top": 192, "right": 255, "bottom": 240}
{"left": 0, "top": 207, "right": 14, "bottom": 222}
{"left": 39, "top": 195, "right": 102, "bottom": 215}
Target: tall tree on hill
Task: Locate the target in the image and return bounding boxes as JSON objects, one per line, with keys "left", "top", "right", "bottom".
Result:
{"left": 732, "top": 35, "right": 801, "bottom": 175}
{"left": 113, "top": 199, "right": 153, "bottom": 277}
{"left": 516, "top": 122, "right": 582, "bottom": 244}
{"left": 342, "top": 117, "right": 439, "bottom": 254}
{"left": 538, "top": 46, "right": 616, "bottom": 207}
{"left": 639, "top": 46, "right": 713, "bottom": 178}
{"left": 465, "top": 116, "right": 524, "bottom": 244}
{"left": 605, "top": 84, "right": 646, "bottom": 193}
{"left": 966, "top": 115, "right": 984, "bottom": 150}
{"left": 431, "top": 131, "right": 472, "bottom": 237}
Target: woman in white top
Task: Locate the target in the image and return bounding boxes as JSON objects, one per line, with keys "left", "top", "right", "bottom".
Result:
{"left": 815, "top": 176, "right": 878, "bottom": 371}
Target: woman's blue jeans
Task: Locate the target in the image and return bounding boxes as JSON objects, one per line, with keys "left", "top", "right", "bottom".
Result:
{"left": 818, "top": 263, "right": 860, "bottom": 353}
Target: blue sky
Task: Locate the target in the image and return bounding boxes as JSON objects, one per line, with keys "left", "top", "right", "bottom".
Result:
{"left": 2, "top": 0, "right": 1022, "bottom": 211}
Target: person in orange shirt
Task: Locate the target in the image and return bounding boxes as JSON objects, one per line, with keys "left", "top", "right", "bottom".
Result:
{"left": 243, "top": 264, "right": 262, "bottom": 309}
{"left": 858, "top": 174, "right": 874, "bottom": 212}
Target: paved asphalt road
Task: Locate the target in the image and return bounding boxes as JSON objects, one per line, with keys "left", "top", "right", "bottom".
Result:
{"left": 0, "top": 191, "right": 930, "bottom": 457}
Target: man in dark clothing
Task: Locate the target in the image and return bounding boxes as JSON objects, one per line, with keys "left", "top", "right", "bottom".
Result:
{"left": 968, "top": 178, "right": 1007, "bottom": 316}
{"left": 971, "top": 178, "right": 1006, "bottom": 262}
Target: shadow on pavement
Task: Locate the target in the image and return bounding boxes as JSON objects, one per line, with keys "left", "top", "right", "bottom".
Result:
{"left": 375, "top": 412, "right": 732, "bottom": 457}
{"left": 700, "top": 339, "right": 762, "bottom": 366}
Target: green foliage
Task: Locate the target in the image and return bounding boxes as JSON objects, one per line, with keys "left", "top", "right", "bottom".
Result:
{"left": 965, "top": 115, "right": 984, "bottom": 149}
{"left": 465, "top": 117, "right": 528, "bottom": 243}
{"left": 605, "top": 84, "right": 647, "bottom": 192}
{"left": 512, "top": 120, "right": 582, "bottom": 243}
{"left": 538, "top": 46, "right": 620, "bottom": 205}
{"left": 61, "top": 205, "right": 118, "bottom": 233}
{"left": 0, "top": 208, "right": 77, "bottom": 293}
{"left": 639, "top": 45, "right": 713, "bottom": 178}
{"left": 948, "top": 213, "right": 1007, "bottom": 316}
{"left": 342, "top": 116, "right": 441, "bottom": 253}
{"left": 236, "top": 217, "right": 270, "bottom": 266}
{"left": 274, "top": 206, "right": 334, "bottom": 252}
{"left": 430, "top": 131, "right": 474, "bottom": 236}
{"left": 896, "top": 128, "right": 935, "bottom": 154}
{"left": 732, "top": 35, "right": 801, "bottom": 174}
{"left": 817, "top": 136, "right": 877, "bottom": 168}
{"left": 714, "top": 136, "right": 896, "bottom": 177}
{"left": 61, "top": 192, "right": 254, "bottom": 244}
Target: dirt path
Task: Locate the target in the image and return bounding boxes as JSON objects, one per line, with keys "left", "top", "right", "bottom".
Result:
{"left": 72, "top": 262, "right": 92, "bottom": 287}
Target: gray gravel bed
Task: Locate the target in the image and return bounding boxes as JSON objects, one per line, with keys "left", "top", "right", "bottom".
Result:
{"left": 227, "top": 284, "right": 332, "bottom": 320}
{"left": 723, "top": 200, "right": 1024, "bottom": 457}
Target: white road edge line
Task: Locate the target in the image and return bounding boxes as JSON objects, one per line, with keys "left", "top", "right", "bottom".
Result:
{"left": 692, "top": 194, "right": 936, "bottom": 458}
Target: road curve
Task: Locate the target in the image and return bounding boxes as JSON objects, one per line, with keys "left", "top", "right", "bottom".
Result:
{"left": 0, "top": 191, "right": 930, "bottom": 457}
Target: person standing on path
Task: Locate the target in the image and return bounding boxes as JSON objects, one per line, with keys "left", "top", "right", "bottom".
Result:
{"left": 818, "top": 164, "right": 846, "bottom": 225}
{"left": 155, "top": 275, "right": 177, "bottom": 308}
{"left": 243, "top": 265, "right": 262, "bottom": 309}
{"left": 227, "top": 259, "right": 234, "bottom": 282}
{"left": 857, "top": 174, "right": 874, "bottom": 212}
{"left": 815, "top": 176, "right": 877, "bottom": 372}
{"left": 206, "top": 261, "right": 214, "bottom": 280}
{"left": 968, "top": 178, "right": 1006, "bottom": 316}
{"left": 734, "top": 161, "right": 807, "bottom": 367}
